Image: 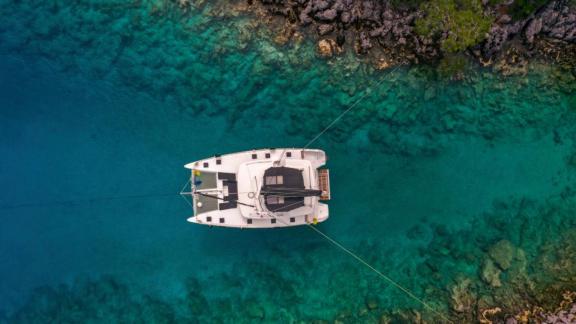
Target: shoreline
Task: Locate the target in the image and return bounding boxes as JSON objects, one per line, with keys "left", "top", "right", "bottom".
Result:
{"left": 253, "top": 0, "right": 576, "bottom": 75}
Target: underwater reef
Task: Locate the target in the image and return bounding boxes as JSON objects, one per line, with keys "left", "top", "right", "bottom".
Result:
{"left": 254, "top": 0, "right": 576, "bottom": 70}
{"left": 3, "top": 189, "right": 576, "bottom": 323}
{"left": 1, "top": 0, "right": 575, "bottom": 156}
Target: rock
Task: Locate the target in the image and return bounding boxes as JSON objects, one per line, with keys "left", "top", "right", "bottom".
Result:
{"left": 356, "top": 31, "right": 372, "bottom": 54}
{"left": 481, "top": 258, "right": 502, "bottom": 287}
{"left": 488, "top": 240, "right": 515, "bottom": 271}
{"left": 246, "top": 302, "right": 265, "bottom": 319}
{"left": 424, "top": 87, "right": 436, "bottom": 101}
{"left": 299, "top": 3, "right": 313, "bottom": 25}
{"left": 450, "top": 278, "right": 476, "bottom": 313}
{"left": 506, "top": 317, "right": 518, "bottom": 324}
{"left": 317, "top": 38, "right": 336, "bottom": 57}
{"left": 311, "top": 0, "right": 330, "bottom": 11}
{"left": 480, "top": 307, "right": 502, "bottom": 324}
{"left": 375, "top": 59, "right": 391, "bottom": 70}
{"left": 379, "top": 314, "right": 392, "bottom": 324}
{"left": 525, "top": 18, "right": 543, "bottom": 44}
{"left": 317, "top": 24, "right": 334, "bottom": 36}
{"left": 316, "top": 8, "right": 337, "bottom": 21}
{"left": 497, "top": 14, "right": 512, "bottom": 25}
{"left": 365, "top": 295, "right": 379, "bottom": 310}
{"left": 341, "top": 11, "right": 351, "bottom": 24}
{"left": 357, "top": 307, "right": 369, "bottom": 317}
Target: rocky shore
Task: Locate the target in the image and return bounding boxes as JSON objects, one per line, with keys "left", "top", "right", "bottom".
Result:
{"left": 257, "top": 0, "right": 576, "bottom": 71}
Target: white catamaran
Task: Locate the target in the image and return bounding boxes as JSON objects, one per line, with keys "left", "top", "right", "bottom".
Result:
{"left": 182, "top": 148, "right": 330, "bottom": 228}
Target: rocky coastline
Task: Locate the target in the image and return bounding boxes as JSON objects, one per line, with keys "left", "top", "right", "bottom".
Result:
{"left": 256, "top": 0, "right": 576, "bottom": 73}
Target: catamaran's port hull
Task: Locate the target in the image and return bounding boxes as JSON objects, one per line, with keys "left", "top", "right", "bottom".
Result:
{"left": 188, "top": 202, "right": 329, "bottom": 229}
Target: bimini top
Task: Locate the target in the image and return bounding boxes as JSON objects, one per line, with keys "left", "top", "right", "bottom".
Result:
{"left": 261, "top": 166, "right": 322, "bottom": 212}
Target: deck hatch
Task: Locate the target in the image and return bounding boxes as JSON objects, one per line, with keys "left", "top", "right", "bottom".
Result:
{"left": 261, "top": 167, "right": 306, "bottom": 212}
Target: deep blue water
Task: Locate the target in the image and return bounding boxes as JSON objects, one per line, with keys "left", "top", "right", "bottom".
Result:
{"left": 1, "top": 1, "right": 576, "bottom": 322}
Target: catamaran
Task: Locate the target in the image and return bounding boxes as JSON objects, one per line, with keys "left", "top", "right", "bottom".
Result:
{"left": 182, "top": 148, "right": 330, "bottom": 228}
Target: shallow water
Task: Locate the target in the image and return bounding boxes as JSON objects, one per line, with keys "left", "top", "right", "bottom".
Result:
{"left": 1, "top": 1, "right": 576, "bottom": 322}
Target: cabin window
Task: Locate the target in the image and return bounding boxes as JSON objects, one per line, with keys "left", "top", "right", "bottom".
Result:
{"left": 265, "top": 175, "right": 284, "bottom": 185}
{"left": 266, "top": 196, "right": 285, "bottom": 205}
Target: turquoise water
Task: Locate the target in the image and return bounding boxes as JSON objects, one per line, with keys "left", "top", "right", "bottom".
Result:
{"left": 1, "top": 0, "right": 576, "bottom": 322}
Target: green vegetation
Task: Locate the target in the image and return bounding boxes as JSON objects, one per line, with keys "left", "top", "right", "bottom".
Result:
{"left": 391, "top": 0, "right": 426, "bottom": 10}
{"left": 415, "top": 0, "right": 493, "bottom": 53}
{"left": 489, "top": 0, "right": 551, "bottom": 19}
{"left": 508, "top": 0, "right": 549, "bottom": 19}
{"left": 437, "top": 53, "right": 470, "bottom": 79}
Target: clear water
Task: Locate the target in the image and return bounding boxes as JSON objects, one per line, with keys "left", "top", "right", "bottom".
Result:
{"left": 1, "top": 0, "right": 575, "bottom": 322}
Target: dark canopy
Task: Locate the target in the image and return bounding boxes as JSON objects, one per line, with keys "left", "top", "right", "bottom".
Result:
{"left": 261, "top": 167, "right": 321, "bottom": 212}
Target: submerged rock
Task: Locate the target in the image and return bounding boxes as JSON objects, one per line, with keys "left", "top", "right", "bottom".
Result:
{"left": 317, "top": 38, "right": 337, "bottom": 57}
{"left": 488, "top": 240, "right": 515, "bottom": 271}
{"left": 365, "top": 295, "right": 379, "bottom": 310}
{"left": 450, "top": 278, "right": 476, "bottom": 313}
{"left": 246, "top": 301, "right": 266, "bottom": 319}
{"left": 481, "top": 258, "right": 503, "bottom": 288}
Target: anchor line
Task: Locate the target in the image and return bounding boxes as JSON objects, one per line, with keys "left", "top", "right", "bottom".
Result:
{"left": 0, "top": 192, "right": 180, "bottom": 211}
{"left": 304, "top": 224, "right": 452, "bottom": 323}
{"left": 275, "top": 65, "right": 401, "bottom": 165}
{"left": 267, "top": 211, "right": 452, "bottom": 323}
{"left": 269, "top": 66, "right": 452, "bottom": 323}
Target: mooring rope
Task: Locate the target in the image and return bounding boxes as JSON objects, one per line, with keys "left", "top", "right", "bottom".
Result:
{"left": 275, "top": 65, "right": 402, "bottom": 165}
{"left": 305, "top": 224, "right": 452, "bottom": 323}
{"left": 0, "top": 192, "right": 179, "bottom": 211}
{"left": 267, "top": 211, "right": 452, "bottom": 323}
{"left": 270, "top": 65, "right": 453, "bottom": 323}
{"left": 302, "top": 67, "right": 399, "bottom": 149}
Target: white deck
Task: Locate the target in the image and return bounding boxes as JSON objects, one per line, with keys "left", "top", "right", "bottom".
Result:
{"left": 183, "top": 148, "right": 329, "bottom": 229}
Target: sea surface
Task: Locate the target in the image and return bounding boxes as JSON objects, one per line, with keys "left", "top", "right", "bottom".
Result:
{"left": 1, "top": 1, "right": 575, "bottom": 323}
